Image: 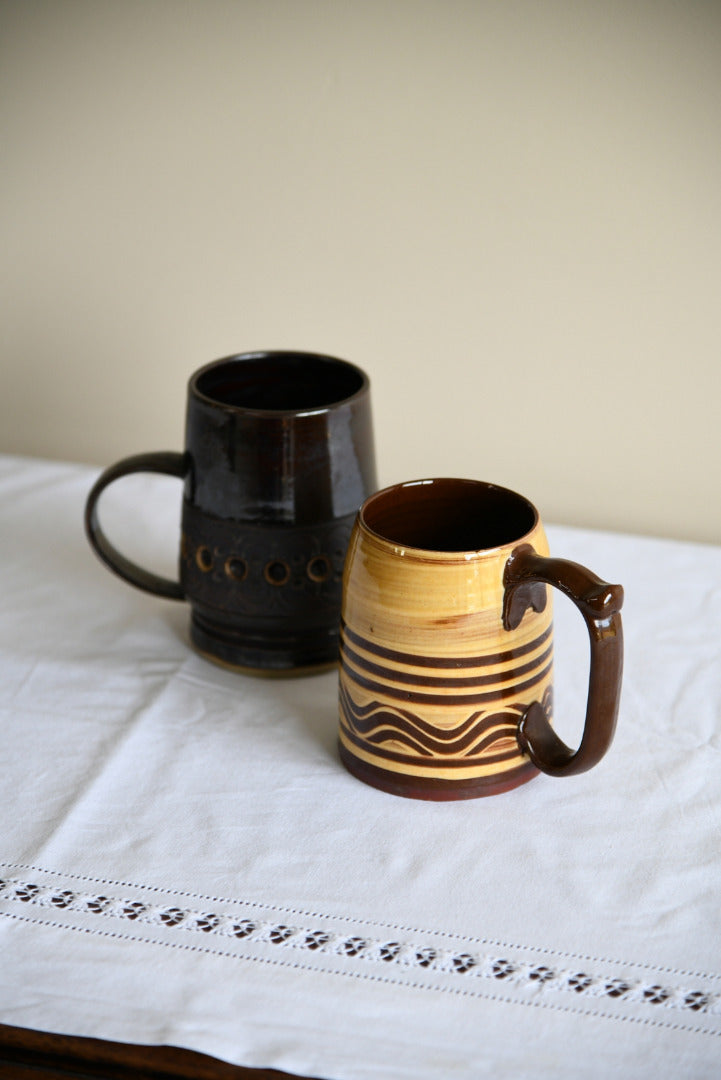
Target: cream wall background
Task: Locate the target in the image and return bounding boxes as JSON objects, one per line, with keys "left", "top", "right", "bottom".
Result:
{"left": 1, "top": 0, "right": 719, "bottom": 543}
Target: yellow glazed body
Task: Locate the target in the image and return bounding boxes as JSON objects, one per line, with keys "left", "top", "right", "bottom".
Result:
{"left": 338, "top": 480, "right": 553, "bottom": 799}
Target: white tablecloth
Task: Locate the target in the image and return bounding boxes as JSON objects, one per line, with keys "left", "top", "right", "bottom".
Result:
{"left": 1, "top": 454, "right": 719, "bottom": 1078}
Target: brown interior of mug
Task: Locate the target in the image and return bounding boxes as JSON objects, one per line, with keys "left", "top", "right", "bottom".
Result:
{"left": 361, "top": 478, "right": 537, "bottom": 553}
{"left": 194, "top": 353, "right": 366, "bottom": 412}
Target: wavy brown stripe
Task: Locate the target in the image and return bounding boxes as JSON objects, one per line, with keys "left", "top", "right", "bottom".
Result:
{"left": 341, "top": 636, "right": 553, "bottom": 690}
{"left": 361, "top": 725, "right": 518, "bottom": 758}
{"left": 338, "top": 714, "right": 522, "bottom": 768}
{"left": 342, "top": 691, "right": 514, "bottom": 742}
{"left": 340, "top": 711, "right": 521, "bottom": 760}
{"left": 340, "top": 619, "right": 552, "bottom": 669}
{"left": 340, "top": 655, "right": 553, "bottom": 708}
{"left": 338, "top": 682, "right": 524, "bottom": 758}
{"left": 339, "top": 684, "right": 553, "bottom": 768}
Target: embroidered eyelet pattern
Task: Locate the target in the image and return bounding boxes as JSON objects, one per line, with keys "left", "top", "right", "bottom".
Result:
{"left": 231, "top": 919, "right": 256, "bottom": 939}
{"left": 2, "top": 870, "right": 719, "bottom": 1033}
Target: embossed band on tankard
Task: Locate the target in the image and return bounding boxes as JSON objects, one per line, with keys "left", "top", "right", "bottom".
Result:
{"left": 338, "top": 479, "right": 623, "bottom": 800}
{"left": 84, "top": 351, "right": 377, "bottom": 674}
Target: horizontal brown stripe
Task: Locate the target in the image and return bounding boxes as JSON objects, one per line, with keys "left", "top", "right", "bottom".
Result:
{"left": 340, "top": 619, "right": 552, "bottom": 670}
{"left": 340, "top": 656, "right": 553, "bottom": 708}
{"left": 338, "top": 739, "right": 538, "bottom": 797}
{"left": 341, "top": 637, "right": 553, "bottom": 690}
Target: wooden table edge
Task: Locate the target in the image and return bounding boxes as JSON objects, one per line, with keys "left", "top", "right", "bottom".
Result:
{"left": 0, "top": 1023, "right": 318, "bottom": 1079}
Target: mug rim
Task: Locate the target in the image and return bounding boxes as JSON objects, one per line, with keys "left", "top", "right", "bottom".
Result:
{"left": 188, "top": 350, "right": 371, "bottom": 416}
{"left": 358, "top": 478, "right": 540, "bottom": 560}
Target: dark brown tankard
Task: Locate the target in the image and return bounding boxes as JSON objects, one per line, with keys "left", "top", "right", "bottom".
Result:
{"left": 85, "top": 351, "right": 377, "bottom": 674}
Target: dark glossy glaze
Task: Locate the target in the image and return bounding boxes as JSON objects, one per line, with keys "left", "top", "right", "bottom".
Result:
{"left": 184, "top": 353, "right": 375, "bottom": 524}
{"left": 85, "top": 351, "right": 377, "bottom": 673}
{"left": 503, "top": 543, "right": 624, "bottom": 775}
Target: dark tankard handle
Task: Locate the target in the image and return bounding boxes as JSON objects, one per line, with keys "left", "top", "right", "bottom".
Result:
{"left": 502, "top": 543, "right": 624, "bottom": 777}
{"left": 84, "top": 451, "right": 187, "bottom": 600}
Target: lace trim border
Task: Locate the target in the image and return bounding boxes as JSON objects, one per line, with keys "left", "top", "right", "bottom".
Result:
{"left": 1, "top": 869, "right": 719, "bottom": 1032}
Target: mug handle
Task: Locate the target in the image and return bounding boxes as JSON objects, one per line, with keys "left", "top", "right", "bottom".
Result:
{"left": 84, "top": 451, "right": 187, "bottom": 600}
{"left": 502, "top": 543, "right": 624, "bottom": 777}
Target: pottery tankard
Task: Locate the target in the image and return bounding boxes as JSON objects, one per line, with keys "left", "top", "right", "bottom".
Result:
{"left": 85, "top": 351, "right": 377, "bottom": 674}
{"left": 338, "top": 478, "right": 623, "bottom": 799}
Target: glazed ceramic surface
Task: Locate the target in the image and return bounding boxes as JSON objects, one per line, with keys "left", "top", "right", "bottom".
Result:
{"left": 85, "top": 351, "right": 377, "bottom": 673}
{"left": 338, "top": 479, "right": 623, "bottom": 800}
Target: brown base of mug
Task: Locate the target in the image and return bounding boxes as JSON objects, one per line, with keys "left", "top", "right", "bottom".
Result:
{"left": 193, "top": 644, "right": 338, "bottom": 679}
{"left": 189, "top": 610, "right": 340, "bottom": 676}
{"left": 338, "top": 741, "right": 539, "bottom": 801}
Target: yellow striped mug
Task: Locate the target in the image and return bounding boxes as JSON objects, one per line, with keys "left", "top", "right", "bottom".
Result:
{"left": 338, "top": 479, "right": 623, "bottom": 800}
